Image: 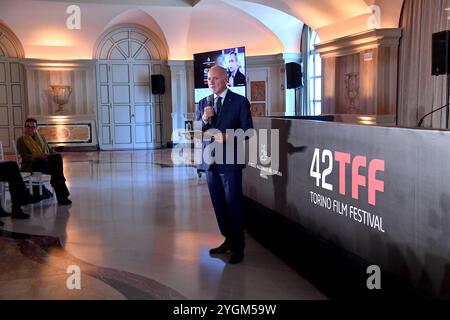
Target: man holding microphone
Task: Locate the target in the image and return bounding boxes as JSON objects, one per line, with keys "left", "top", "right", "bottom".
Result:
{"left": 196, "top": 66, "right": 253, "bottom": 264}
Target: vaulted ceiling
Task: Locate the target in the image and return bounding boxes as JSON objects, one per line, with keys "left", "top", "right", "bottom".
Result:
{"left": 0, "top": 0, "right": 403, "bottom": 60}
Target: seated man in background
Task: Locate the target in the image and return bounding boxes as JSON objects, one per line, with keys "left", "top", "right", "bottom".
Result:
{"left": 0, "top": 161, "right": 43, "bottom": 220}
{"left": 17, "top": 118, "right": 72, "bottom": 205}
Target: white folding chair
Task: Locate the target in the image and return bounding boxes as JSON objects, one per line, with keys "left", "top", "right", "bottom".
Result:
{"left": 0, "top": 141, "right": 32, "bottom": 208}
{"left": 12, "top": 139, "right": 52, "bottom": 196}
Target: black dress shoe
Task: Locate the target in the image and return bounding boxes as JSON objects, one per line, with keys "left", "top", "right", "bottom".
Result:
{"left": 229, "top": 252, "right": 244, "bottom": 264}
{"left": 0, "top": 207, "right": 11, "bottom": 217}
{"left": 21, "top": 194, "right": 45, "bottom": 205}
{"left": 11, "top": 208, "right": 30, "bottom": 220}
{"left": 209, "top": 243, "right": 232, "bottom": 254}
{"left": 58, "top": 198, "right": 72, "bottom": 206}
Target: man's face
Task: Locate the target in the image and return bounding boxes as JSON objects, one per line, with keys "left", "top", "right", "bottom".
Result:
{"left": 228, "top": 54, "right": 237, "bottom": 72}
{"left": 207, "top": 67, "right": 228, "bottom": 95}
{"left": 24, "top": 121, "right": 37, "bottom": 136}
{"left": 216, "top": 55, "right": 224, "bottom": 67}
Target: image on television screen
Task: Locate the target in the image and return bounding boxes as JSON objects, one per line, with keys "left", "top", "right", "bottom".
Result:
{"left": 193, "top": 46, "right": 246, "bottom": 103}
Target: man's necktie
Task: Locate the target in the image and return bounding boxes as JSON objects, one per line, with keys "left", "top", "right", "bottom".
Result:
{"left": 216, "top": 96, "right": 222, "bottom": 117}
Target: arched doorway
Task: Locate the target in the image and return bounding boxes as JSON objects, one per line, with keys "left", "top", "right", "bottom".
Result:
{"left": 0, "top": 23, "right": 25, "bottom": 153}
{"left": 94, "top": 24, "right": 169, "bottom": 149}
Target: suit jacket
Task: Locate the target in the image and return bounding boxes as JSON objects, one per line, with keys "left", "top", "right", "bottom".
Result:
{"left": 233, "top": 69, "right": 245, "bottom": 86}
{"left": 196, "top": 90, "right": 253, "bottom": 172}
{"left": 228, "top": 69, "right": 246, "bottom": 86}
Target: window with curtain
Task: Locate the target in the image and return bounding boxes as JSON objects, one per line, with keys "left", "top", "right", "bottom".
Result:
{"left": 308, "top": 30, "right": 321, "bottom": 115}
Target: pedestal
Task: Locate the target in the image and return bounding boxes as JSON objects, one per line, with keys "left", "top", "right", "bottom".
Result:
{"left": 32, "top": 114, "right": 98, "bottom": 150}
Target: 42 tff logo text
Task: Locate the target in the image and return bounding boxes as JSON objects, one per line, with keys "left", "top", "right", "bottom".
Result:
{"left": 310, "top": 148, "right": 385, "bottom": 206}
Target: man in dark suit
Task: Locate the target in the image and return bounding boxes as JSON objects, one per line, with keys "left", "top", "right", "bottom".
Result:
{"left": 227, "top": 52, "right": 246, "bottom": 87}
{"left": 196, "top": 66, "right": 253, "bottom": 264}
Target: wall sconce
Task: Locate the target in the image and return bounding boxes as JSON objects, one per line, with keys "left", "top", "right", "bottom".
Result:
{"left": 49, "top": 85, "right": 72, "bottom": 113}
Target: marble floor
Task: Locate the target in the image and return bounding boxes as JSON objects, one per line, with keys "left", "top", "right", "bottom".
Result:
{"left": 0, "top": 149, "right": 327, "bottom": 300}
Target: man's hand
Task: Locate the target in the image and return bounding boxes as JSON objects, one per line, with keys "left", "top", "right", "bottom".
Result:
{"left": 213, "top": 133, "right": 228, "bottom": 144}
{"left": 202, "top": 106, "right": 215, "bottom": 122}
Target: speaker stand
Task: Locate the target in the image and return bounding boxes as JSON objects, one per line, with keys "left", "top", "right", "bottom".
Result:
{"left": 447, "top": 74, "right": 450, "bottom": 129}
{"left": 158, "top": 93, "right": 164, "bottom": 147}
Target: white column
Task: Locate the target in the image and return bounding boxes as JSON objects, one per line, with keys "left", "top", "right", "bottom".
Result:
{"left": 168, "top": 60, "right": 194, "bottom": 144}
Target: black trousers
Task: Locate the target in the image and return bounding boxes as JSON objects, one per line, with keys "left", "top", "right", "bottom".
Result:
{"left": 32, "top": 154, "right": 70, "bottom": 200}
{"left": 206, "top": 166, "right": 245, "bottom": 253}
{"left": 0, "top": 161, "right": 30, "bottom": 207}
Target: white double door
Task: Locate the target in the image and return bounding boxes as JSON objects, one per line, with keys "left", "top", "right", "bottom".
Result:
{"left": 0, "top": 60, "right": 25, "bottom": 152}
{"left": 98, "top": 62, "right": 161, "bottom": 150}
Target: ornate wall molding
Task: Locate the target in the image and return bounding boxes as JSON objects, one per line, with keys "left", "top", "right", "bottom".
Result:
{"left": 0, "top": 22, "right": 25, "bottom": 59}
{"left": 316, "top": 28, "right": 402, "bottom": 58}
{"left": 93, "top": 23, "right": 168, "bottom": 61}
{"left": 22, "top": 59, "right": 96, "bottom": 116}
{"left": 318, "top": 28, "right": 402, "bottom": 124}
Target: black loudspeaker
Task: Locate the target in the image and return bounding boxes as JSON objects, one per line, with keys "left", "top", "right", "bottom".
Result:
{"left": 286, "top": 62, "right": 302, "bottom": 89}
{"left": 432, "top": 30, "right": 450, "bottom": 75}
{"left": 151, "top": 74, "right": 165, "bottom": 94}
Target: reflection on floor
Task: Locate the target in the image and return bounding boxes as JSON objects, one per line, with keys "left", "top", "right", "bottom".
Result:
{"left": 0, "top": 230, "right": 186, "bottom": 299}
{"left": 0, "top": 149, "right": 327, "bottom": 300}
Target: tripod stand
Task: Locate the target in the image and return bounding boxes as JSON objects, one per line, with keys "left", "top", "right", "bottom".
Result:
{"left": 446, "top": 73, "right": 449, "bottom": 129}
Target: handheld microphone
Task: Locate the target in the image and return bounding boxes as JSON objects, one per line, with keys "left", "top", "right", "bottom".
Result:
{"left": 208, "top": 95, "right": 215, "bottom": 110}
{"left": 207, "top": 95, "right": 215, "bottom": 123}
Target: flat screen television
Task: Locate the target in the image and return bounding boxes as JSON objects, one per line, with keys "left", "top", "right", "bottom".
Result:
{"left": 193, "top": 46, "right": 246, "bottom": 103}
